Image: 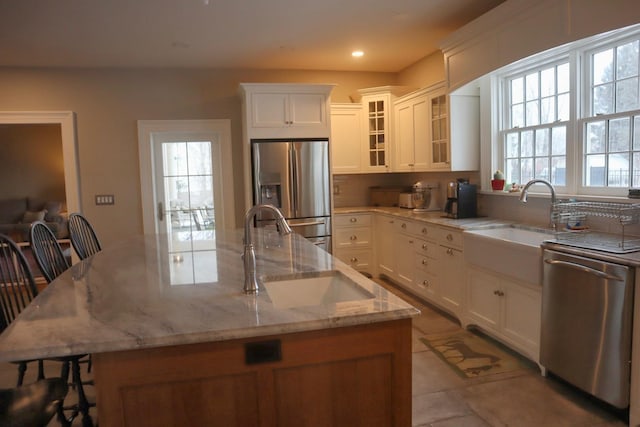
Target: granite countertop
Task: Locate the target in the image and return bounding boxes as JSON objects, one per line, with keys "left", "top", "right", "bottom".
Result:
{"left": 334, "top": 206, "right": 513, "bottom": 230}
{"left": 0, "top": 229, "right": 418, "bottom": 363}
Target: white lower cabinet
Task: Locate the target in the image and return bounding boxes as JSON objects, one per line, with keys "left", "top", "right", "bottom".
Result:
{"left": 465, "top": 265, "right": 541, "bottom": 362}
{"left": 375, "top": 214, "right": 396, "bottom": 277}
{"left": 333, "top": 213, "right": 373, "bottom": 275}
{"left": 437, "top": 244, "right": 464, "bottom": 315}
{"left": 374, "top": 215, "right": 464, "bottom": 318}
{"left": 394, "top": 231, "right": 415, "bottom": 288}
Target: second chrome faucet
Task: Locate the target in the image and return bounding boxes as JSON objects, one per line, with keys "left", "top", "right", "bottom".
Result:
{"left": 519, "top": 179, "right": 557, "bottom": 231}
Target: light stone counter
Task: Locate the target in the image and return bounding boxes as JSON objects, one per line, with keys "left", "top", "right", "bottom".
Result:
{"left": 0, "top": 229, "right": 418, "bottom": 363}
{"left": 334, "top": 206, "right": 513, "bottom": 230}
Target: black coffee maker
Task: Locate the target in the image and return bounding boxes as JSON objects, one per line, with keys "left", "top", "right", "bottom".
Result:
{"left": 444, "top": 179, "right": 477, "bottom": 219}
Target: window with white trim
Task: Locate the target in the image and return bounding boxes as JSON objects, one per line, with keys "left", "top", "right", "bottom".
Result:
{"left": 502, "top": 61, "right": 570, "bottom": 186}
{"left": 582, "top": 38, "right": 640, "bottom": 188}
{"left": 495, "top": 25, "right": 640, "bottom": 196}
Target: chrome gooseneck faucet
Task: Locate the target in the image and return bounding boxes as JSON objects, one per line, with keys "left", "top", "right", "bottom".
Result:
{"left": 519, "top": 179, "right": 557, "bottom": 230}
{"left": 243, "top": 204, "right": 292, "bottom": 295}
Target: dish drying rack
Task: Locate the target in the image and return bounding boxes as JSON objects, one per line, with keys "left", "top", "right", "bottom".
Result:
{"left": 551, "top": 200, "right": 640, "bottom": 252}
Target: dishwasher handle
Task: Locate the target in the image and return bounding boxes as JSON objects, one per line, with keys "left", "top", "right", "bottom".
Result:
{"left": 544, "top": 258, "right": 624, "bottom": 281}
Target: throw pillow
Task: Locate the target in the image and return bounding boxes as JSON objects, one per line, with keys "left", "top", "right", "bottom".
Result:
{"left": 44, "top": 201, "right": 62, "bottom": 222}
{"left": 22, "top": 210, "right": 47, "bottom": 223}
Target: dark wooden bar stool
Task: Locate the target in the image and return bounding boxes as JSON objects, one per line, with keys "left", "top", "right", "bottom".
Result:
{"left": 68, "top": 213, "right": 102, "bottom": 260}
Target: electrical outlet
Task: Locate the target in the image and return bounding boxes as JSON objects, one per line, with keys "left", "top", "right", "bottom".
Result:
{"left": 95, "top": 195, "right": 115, "bottom": 205}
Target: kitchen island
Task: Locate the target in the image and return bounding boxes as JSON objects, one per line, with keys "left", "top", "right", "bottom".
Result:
{"left": 0, "top": 229, "right": 418, "bottom": 426}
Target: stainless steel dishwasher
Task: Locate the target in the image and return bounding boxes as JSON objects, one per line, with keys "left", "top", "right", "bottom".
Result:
{"left": 541, "top": 248, "right": 634, "bottom": 409}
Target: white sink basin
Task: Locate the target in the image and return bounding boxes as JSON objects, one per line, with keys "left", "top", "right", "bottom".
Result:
{"left": 463, "top": 227, "right": 553, "bottom": 285}
{"left": 263, "top": 270, "right": 375, "bottom": 309}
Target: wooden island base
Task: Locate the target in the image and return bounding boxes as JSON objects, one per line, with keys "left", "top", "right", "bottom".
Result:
{"left": 93, "top": 318, "right": 412, "bottom": 427}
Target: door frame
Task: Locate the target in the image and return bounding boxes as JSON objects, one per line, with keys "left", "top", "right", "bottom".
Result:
{"left": 0, "top": 111, "right": 81, "bottom": 214}
{"left": 137, "top": 119, "right": 236, "bottom": 235}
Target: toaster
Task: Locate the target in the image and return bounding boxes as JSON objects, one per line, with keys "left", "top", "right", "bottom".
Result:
{"left": 398, "top": 193, "right": 415, "bottom": 209}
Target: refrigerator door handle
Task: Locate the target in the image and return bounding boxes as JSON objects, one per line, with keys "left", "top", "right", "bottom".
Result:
{"left": 289, "top": 220, "right": 326, "bottom": 227}
{"left": 289, "top": 143, "right": 299, "bottom": 217}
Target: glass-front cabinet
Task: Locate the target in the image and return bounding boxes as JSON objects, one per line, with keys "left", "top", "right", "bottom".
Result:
{"left": 357, "top": 86, "right": 414, "bottom": 172}
{"left": 360, "top": 91, "right": 392, "bottom": 172}
{"left": 429, "top": 90, "right": 449, "bottom": 169}
{"left": 367, "top": 99, "right": 387, "bottom": 169}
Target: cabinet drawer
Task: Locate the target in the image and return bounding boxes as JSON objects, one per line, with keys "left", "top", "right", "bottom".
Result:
{"left": 394, "top": 219, "right": 413, "bottom": 234}
{"left": 334, "top": 213, "right": 372, "bottom": 227}
{"left": 334, "top": 248, "right": 372, "bottom": 271}
{"left": 415, "top": 252, "right": 437, "bottom": 274}
{"left": 433, "top": 227, "right": 463, "bottom": 249}
{"left": 409, "top": 221, "right": 438, "bottom": 240}
{"left": 334, "top": 227, "right": 372, "bottom": 248}
{"left": 415, "top": 238, "right": 438, "bottom": 257}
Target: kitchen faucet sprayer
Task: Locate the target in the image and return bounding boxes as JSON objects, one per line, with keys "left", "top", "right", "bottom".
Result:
{"left": 519, "top": 179, "right": 557, "bottom": 231}
{"left": 243, "top": 204, "right": 292, "bottom": 295}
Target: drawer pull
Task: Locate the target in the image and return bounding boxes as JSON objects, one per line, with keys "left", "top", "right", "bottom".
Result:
{"left": 446, "top": 248, "right": 454, "bottom": 255}
{"left": 350, "top": 217, "right": 357, "bottom": 223}
{"left": 401, "top": 223, "right": 407, "bottom": 229}
{"left": 350, "top": 235, "right": 357, "bottom": 241}
{"left": 493, "top": 290, "right": 504, "bottom": 296}
{"left": 422, "top": 228, "right": 428, "bottom": 234}
{"left": 447, "top": 233, "right": 453, "bottom": 241}
{"left": 422, "top": 280, "right": 430, "bottom": 287}
{"left": 350, "top": 257, "right": 358, "bottom": 263}
{"left": 422, "top": 243, "right": 428, "bottom": 250}
{"left": 422, "top": 259, "right": 428, "bottom": 266}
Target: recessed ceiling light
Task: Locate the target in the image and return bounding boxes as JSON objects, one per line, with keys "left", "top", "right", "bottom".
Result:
{"left": 352, "top": 51, "right": 364, "bottom": 58}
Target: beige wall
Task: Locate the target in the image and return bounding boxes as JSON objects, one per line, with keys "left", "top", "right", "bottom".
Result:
{"left": 0, "top": 123, "right": 66, "bottom": 202}
{"left": 0, "top": 67, "right": 400, "bottom": 246}
{"left": 397, "top": 51, "right": 446, "bottom": 89}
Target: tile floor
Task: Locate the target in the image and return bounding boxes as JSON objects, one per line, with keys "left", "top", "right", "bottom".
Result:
{"left": 0, "top": 278, "right": 630, "bottom": 427}
{"left": 380, "top": 279, "right": 629, "bottom": 427}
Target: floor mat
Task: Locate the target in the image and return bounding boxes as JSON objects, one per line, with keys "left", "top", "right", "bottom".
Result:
{"left": 420, "top": 330, "right": 524, "bottom": 379}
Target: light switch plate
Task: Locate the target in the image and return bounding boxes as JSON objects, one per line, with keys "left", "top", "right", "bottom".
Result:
{"left": 95, "top": 194, "right": 115, "bottom": 205}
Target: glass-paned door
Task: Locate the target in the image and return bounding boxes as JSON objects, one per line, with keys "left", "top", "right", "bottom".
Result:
{"left": 154, "top": 137, "right": 217, "bottom": 284}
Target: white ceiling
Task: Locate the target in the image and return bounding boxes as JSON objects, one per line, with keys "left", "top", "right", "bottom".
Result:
{"left": 0, "top": 0, "right": 505, "bottom": 72}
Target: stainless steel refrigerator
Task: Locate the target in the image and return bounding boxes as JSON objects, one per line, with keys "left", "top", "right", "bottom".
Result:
{"left": 251, "top": 138, "right": 331, "bottom": 252}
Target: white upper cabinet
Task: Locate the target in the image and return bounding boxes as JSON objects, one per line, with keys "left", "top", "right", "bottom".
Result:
{"left": 393, "top": 88, "right": 430, "bottom": 172}
{"left": 330, "top": 104, "right": 363, "bottom": 174}
{"left": 329, "top": 83, "right": 479, "bottom": 174}
{"left": 240, "top": 83, "right": 334, "bottom": 139}
{"left": 358, "top": 86, "right": 414, "bottom": 173}
{"left": 426, "top": 82, "right": 480, "bottom": 171}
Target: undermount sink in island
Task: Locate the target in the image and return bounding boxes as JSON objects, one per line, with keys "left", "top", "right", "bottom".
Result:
{"left": 0, "top": 229, "right": 418, "bottom": 427}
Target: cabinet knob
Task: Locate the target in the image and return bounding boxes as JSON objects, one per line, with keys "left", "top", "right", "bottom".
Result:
{"left": 408, "top": 163, "right": 414, "bottom": 167}
{"left": 350, "top": 217, "right": 357, "bottom": 223}
{"left": 350, "top": 257, "right": 358, "bottom": 263}
{"left": 422, "top": 243, "right": 428, "bottom": 250}
{"left": 350, "top": 235, "right": 357, "bottom": 241}
{"left": 446, "top": 248, "right": 454, "bottom": 256}
{"left": 422, "top": 259, "right": 428, "bottom": 265}
{"left": 493, "top": 290, "right": 504, "bottom": 296}
{"left": 401, "top": 223, "right": 407, "bottom": 229}
{"left": 409, "top": 240, "right": 414, "bottom": 244}
{"left": 422, "top": 280, "right": 430, "bottom": 287}
{"left": 422, "top": 228, "right": 427, "bottom": 234}
{"left": 447, "top": 234, "right": 453, "bottom": 241}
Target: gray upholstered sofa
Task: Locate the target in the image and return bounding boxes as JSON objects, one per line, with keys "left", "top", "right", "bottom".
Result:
{"left": 0, "top": 197, "right": 69, "bottom": 242}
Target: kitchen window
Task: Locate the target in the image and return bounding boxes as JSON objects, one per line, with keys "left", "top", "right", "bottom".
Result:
{"left": 502, "top": 61, "right": 570, "bottom": 187}
{"left": 495, "top": 24, "right": 640, "bottom": 197}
